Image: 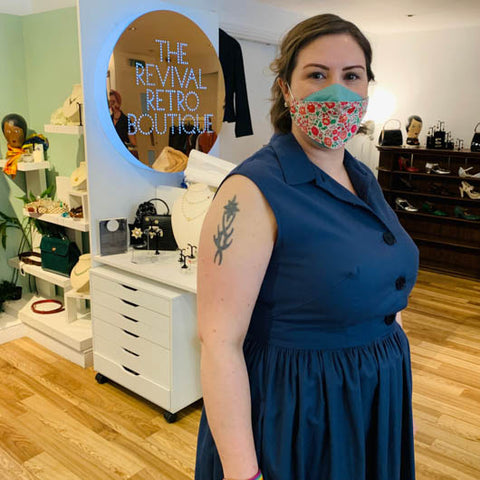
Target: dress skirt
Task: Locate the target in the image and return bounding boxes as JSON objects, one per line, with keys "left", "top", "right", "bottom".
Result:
{"left": 195, "top": 320, "right": 416, "bottom": 480}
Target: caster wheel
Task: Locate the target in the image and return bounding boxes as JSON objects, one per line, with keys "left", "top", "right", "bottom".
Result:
{"left": 164, "top": 411, "right": 178, "bottom": 423}
{"left": 95, "top": 373, "right": 109, "bottom": 384}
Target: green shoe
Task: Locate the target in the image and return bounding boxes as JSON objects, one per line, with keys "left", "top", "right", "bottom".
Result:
{"left": 454, "top": 206, "right": 480, "bottom": 220}
{"left": 422, "top": 201, "right": 447, "bottom": 216}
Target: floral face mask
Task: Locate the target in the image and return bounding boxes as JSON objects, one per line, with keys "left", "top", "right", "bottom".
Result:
{"left": 288, "top": 83, "right": 369, "bottom": 149}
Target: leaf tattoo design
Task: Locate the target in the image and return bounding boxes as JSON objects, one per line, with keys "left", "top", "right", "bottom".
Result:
{"left": 213, "top": 196, "right": 240, "bottom": 265}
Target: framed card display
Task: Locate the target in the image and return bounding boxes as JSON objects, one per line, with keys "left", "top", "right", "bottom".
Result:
{"left": 98, "top": 218, "right": 128, "bottom": 256}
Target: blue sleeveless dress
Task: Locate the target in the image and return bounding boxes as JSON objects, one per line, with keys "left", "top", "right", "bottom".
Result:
{"left": 195, "top": 133, "right": 419, "bottom": 480}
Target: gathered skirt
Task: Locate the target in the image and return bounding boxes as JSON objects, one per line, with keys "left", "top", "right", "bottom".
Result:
{"left": 195, "top": 321, "right": 415, "bottom": 480}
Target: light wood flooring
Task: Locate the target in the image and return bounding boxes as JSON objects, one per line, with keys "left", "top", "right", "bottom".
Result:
{"left": 0, "top": 269, "right": 479, "bottom": 479}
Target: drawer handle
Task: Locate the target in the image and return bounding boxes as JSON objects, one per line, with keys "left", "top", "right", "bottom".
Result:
{"left": 122, "top": 314, "right": 139, "bottom": 323}
{"left": 122, "top": 365, "right": 140, "bottom": 376}
{"left": 121, "top": 299, "right": 139, "bottom": 307}
{"left": 122, "top": 329, "right": 139, "bottom": 338}
{"left": 121, "top": 284, "right": 138, "bottom": 291}
{"left": 123, "top": 348, "right": 140, "bottom": 357}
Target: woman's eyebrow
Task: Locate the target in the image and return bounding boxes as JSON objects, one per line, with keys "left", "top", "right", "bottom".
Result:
{"left": 302, "top": 63, "right": 365, "bottom": 71}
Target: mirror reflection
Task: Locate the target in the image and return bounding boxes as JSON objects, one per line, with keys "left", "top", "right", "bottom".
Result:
{"left": 107, "top": 10, "right": 225, "bottom": 171}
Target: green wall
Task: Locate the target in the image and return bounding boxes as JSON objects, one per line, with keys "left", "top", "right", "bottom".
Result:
{"left": 0, "top": 7, "right": 82, "bottom": 284}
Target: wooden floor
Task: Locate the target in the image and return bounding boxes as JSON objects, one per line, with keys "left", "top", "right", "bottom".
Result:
{"left": 0, "top": 269, "right": 479, "bottom": 479}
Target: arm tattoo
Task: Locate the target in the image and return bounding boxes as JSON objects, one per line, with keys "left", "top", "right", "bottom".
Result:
{"left": 213, "top": 195, "right": 240, "bottom": 265}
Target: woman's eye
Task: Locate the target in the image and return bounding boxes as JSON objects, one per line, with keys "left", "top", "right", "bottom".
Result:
{"left": 310, "top": 72, "right": 326, "bottom": 80}
{"left": 345, "top": 72, "right": 361, "bottom": 80}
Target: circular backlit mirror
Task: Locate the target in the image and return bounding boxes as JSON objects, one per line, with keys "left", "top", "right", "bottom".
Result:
{"left": 106, "top": 10, "right": 224, "bottom": 171}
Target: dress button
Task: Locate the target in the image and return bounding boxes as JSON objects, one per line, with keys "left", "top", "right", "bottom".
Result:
{"left": 384, "top": 314, "right": 396, "bottom": 325}
{"left": 395, "top": 276, "right": 406, "bottom": 290}
{"left": 383, "top": 231, "right": 396, "bottom": 245}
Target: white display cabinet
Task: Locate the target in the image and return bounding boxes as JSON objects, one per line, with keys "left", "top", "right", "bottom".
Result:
{"left": 1, "top": 160, "right": 92, "bottom": 367}
{"left": 90, "top": 265, "right": 200, "bottom": 423}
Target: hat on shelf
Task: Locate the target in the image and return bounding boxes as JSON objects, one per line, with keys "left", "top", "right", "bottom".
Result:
{"left": 70, "top": 161, "right": 87, "bottom": 191}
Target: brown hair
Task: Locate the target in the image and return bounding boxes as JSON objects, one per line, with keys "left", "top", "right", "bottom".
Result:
{"left": 109, "top": 89, "right": 122, "bottom": 105}
{"left": 270, "top": 14, "right": 375, "bottom": 134}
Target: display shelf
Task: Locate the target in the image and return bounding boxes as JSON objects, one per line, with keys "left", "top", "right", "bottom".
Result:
{"left": 395, "top": 209, "right": 480, "bottom": 224}
{"left": 410, "top": 234, "right": 480, "bottom": 251}
{"left": 0, "top": 159, "right": 50, "bottom": 171}
{"left": 378, "top": 145, "right": 480, "bottom": 278}
{"left": 376, "top": 146, "right": 478, "bottom": 158}
{"left": 24, "top": 210, "right": 89, "bottom": 232}
{"left": 44, "top": 124, "right": 83, "bottom": 135}
{"left": 93, "top": 251, "right": 196, "bottom": 293}
{"left": 378, "top": 168, "right": 480, "bottom": 182}
{"left": 18, "top": 295, "right": 92, "bottom": 367}
{"left": 384, "top": 188, "right": 480, "bottom": 204}
{"left": 8, "top": 257, "right": 71, "bottom": 288}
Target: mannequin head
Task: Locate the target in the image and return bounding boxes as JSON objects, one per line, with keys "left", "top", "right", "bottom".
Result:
{"left": 1, "top": 113, "right": 27, "bottom": 148}
{"left": 406, "top": 115, "right": 422, "bottom": 139}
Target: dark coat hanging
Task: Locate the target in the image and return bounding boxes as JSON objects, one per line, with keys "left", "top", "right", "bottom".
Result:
{"left": 219, "top": 29, "right": 253, "bottom": 137}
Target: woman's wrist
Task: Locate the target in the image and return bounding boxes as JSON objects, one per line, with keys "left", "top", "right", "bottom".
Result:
{"left": 224, "top": 469, "right": 263, "bottom": 480}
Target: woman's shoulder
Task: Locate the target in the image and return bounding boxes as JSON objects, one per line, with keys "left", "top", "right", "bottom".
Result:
{"left": 229, "top": 143, "right": 285, "bottom": 184}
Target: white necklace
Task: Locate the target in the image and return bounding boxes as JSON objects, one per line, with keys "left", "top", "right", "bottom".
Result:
{"left": 181, "top": 194, "right": 212, "bottom": 221}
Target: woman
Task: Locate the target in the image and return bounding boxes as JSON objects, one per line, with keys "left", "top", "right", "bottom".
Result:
{"left": 109, "top": 89, "right": 137, "bottom": 148}
{"left": 195, "top": 14, "right": 418, "bottom": 480}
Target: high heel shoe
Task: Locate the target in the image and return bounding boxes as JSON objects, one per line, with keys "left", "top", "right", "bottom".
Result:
{"left": 395, "top": 197, "right": 418, "bottom": 212}
{"left": 454, "top": 206, "right": 480, "bottom": 220}
{"left": 398, "top": 156, "right": 419, "bottom": 172}
{"left": 425, "top": 162, "right": 451, "bottom": 174}
{"left": 459, "top": 181, "right": 480, "bottom": 199}
{"left": 458, "top": 166, "right": 480, "bottom": 178}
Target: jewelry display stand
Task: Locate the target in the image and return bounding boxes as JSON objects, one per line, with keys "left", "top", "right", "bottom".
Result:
{"left": 171, "top": 183, "right": 214, "bottom": 251}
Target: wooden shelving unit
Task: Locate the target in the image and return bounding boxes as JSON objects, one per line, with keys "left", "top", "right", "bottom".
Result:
{"left": 377, "top": 146, "right": 480, "bottom": 279}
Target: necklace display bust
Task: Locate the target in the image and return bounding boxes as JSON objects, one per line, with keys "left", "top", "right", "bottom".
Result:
{"left": 171, "top": 183, "right": 214, "bottom": 251}
{"left": 70, "top": 253, "right": 91, "bottom": 293}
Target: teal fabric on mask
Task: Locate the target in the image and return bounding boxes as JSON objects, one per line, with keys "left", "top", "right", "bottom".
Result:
{"left": 304, "top": 83, "right": 363, "bottom": 102}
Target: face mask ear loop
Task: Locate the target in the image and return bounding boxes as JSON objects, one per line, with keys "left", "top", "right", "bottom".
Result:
{"left": 286, "top": 82, "right": 296, "bottom": 103}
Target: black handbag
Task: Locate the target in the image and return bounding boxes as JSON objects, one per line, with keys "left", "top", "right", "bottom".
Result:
{"left": 130, "top": 198, "right": 177, "bottom": 251}
{"left": 40, "top": 234, "right": 81, "bottom": 276}
{"left": 378, "top": 119, "right": 403, "bottom": 146}
{"left": 471, "top": 122, "right": 480, "bottom": 152}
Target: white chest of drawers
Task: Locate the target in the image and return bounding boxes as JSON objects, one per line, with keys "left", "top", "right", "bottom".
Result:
{"left": 90, "top": 265, "right": 201, "bottom": 422}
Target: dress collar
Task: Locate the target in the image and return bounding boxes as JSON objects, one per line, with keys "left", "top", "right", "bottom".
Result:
{"left": 270, "top": 133, "right": 373, "bottom": 201}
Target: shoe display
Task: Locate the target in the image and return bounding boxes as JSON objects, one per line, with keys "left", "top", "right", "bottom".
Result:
{"left": 459, "top": 181, "right": 480, "bottom": 199}
{"left": 430, "top": 182, "right": 454, "bottom": 197}
{"left": 458, "top": 166, "right": 480, "bottom": 178}
{"left": 421, "top": 201, "right": 447, "bottom": 216}
{"left": 454, "top": 205, "right": 480, "bottom": 220}
{"left": 398, "top": 156, "right": 419, "bottom": 172}
{"left": 395, "top": 197, "right": 418, "bottom": 212}
{"left": 397, "top": 177, "right": 417, "bottom": 191}
{"left": 425, "top": 162, "right": 451, "bottom": 174}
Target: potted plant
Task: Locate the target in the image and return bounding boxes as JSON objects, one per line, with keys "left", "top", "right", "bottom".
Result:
{"left": 0, "top": 279, "right": 22, "bottom": 312}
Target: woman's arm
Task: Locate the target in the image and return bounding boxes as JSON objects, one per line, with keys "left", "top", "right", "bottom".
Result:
{"left": 396, "top": 311, "right": 403, "bottom": 328}
{"left": 197, "top": 174, "right": 276, "bottom": 480}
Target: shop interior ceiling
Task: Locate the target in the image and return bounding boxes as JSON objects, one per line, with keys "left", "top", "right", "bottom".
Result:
{"left": 261, "top": 0, "right": 480, "bottom": 34}
{"left": 1, "top": 0, "right": 480, "bottom": 35}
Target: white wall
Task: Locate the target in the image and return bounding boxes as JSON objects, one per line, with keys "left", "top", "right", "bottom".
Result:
{"left": 368, "top": 26, "right": 480, "bottom": 146}
{"left": 77, "top": 0, "right": 219, "bottom": 256}
{"left": 218, "top": 38, "right": 277, "bottom": 165}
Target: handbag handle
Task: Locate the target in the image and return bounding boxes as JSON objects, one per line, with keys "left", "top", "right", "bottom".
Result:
{"left": 382, "top": 119, "right": 401, "bottom": 130}
{"left": 147, "top": 198, "right": 170, "bottom": 215}
{"left": 475, "top": 122, "right": 480, "bottom": 133}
